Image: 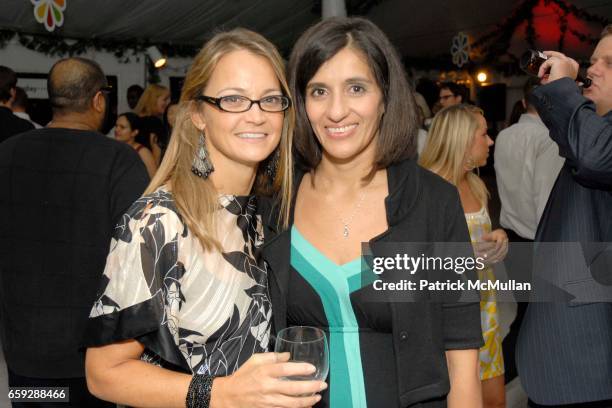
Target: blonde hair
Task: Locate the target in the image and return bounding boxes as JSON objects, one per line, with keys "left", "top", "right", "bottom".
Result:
{"left": 134, "top": 84, "right": 169, "bottom": 117}
{"left": 145, "top": 28, "right": 294, "bottom": 251}
{"left": 419, "top": 104, "right": 489, "bottom": 206}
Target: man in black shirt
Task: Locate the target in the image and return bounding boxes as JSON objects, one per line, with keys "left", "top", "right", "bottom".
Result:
{"left": 0, "top": 57, "right": 149, "bottom": 407}
{"left": 0, "top": 66, "right": 34, "bottom": 143}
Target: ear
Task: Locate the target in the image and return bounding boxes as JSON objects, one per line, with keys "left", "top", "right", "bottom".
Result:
{"left": 521, "top": 98, "right": 527, "bottom": 110}
{"left": 189, "top": 101, "right": 206, "bottom": 132}
{"left": 7, "top": 87, "right": 16, "bottom": 105}
{"left": 93, "top": 91, "right": 105, "bottom": 113}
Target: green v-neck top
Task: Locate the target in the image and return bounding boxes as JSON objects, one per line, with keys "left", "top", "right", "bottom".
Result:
{"left": 288, "top": 226, "right": 399, "bottom": 407}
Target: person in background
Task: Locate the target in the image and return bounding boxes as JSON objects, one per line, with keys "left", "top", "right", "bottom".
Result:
{"left": 516, "top": 24, "right": 612, "bottom": 408}
{"left": 114, "top": 112, "right": 157, "bottom": 177}
{"left": 271, "top": 16, "right": 483, "bottom": 407}
{"left": 494, "top": 77, "right": 564, "bottom": 384}
{"left": 495, "top": 77, "right": 564, "bottom": 241}
{"left": 0, "top": 66, "right": 34, "bottom": 143}
{"left": 134, "top": 83, "right": 171, "bottom": 165}
{"left": 126, "top": 84, "right": 144, "bottom": 111}
{"left": 507, "top": 99, "right": 526, "bottom": 127}
{"left": 12, "top": 87, "right": 42, "bottom": 128}
{"left": 439, "top": 81, "right": 468, "bottom": 109}
{"left": 164, "top": 102, "right": 179, "bottom": 131}
{"left": 159, "top": 102, "right": 179, "bottom": 163}
{"left": 84, "top": 28, "right": 325, "bottom": 408}
{"left": 0, "top": 57, "right": 149, "bottom": 408}
{"left": 413, "top": 91, "right": 431, "bottom": 155}
{"left": 420, "top": 104, "right": 508, "bottom": 408}
{"left": 414, "top": 90, "right": 432, "bottom": 120}
{"left": 134, "top": 84, "right": 170, "bottom": 119}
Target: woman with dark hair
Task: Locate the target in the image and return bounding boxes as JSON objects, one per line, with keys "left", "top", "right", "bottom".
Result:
{"left": 262, "top": 17, "right": 483, "bottom": 407}
{"left": 114, "top": 112, "right": 157, "bottom": 177}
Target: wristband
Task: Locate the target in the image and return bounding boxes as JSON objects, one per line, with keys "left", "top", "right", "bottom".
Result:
{"left": 186, "top": 374, "right": 215, "bottom": 408}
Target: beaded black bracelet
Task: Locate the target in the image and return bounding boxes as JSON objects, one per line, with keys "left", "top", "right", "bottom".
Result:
{"left": 186, "top": 374, "right": 215, "bottom": 408}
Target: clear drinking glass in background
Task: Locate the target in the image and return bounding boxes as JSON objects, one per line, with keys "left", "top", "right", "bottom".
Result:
{"left": 468, "top": 216, "right": 494, "bottom": 266}
{"left": 274, "top": 326, "right": 329, "bottom": 381}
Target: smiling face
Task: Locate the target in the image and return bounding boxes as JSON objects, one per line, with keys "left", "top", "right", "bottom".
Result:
{"left": 584, "top": 35, "right": 612, "bottom": 116}
{"left": 114, "top": 115, "right": 138, "bottom": 143}
{"left": 305, "top": 47, "right": 384, "bottom": 164}
{"left": 190, "top": 49, "right": 284, "bottom": 171}
{"left": 467, "top": 113, "right": 493, "bottom": 168}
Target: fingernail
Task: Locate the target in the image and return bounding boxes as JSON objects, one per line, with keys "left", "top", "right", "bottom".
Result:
{"left": 307, "top": 364, "right": 316, "bottom": 373}
{"left": 320, "top": 382, "right": 328, "bottom": 391}
{"left": 316, "top": 395, "right": 322, "bottom": 401}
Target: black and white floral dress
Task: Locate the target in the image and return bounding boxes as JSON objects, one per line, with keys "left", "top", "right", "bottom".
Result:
{"left": 83, "top": 187, "right": 272, "bottom": 376}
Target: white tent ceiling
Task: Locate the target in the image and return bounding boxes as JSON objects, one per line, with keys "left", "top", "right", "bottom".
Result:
{"left": 1, "top": 0, "right": 611, "bottom": 62}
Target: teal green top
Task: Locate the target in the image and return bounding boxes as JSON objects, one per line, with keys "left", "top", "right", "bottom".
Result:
{"left": 290, "top": 226, "right": 368, "bottom": 407}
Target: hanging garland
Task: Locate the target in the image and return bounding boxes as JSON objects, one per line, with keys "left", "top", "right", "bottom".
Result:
{"left": 0, "top": 29, "right": 201, "bottom": 62}
{"left": 3, "top": 0, "right": 389, "bottom": 61}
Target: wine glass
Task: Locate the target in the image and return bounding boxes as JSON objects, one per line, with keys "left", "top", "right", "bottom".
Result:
{"left": 274, "top": 326, "right": 329, "bottom": 382}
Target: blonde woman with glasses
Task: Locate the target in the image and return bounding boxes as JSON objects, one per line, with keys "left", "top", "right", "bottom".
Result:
{"left": 420, "top": 104, "right": 508, "bottom": 408}
{"left": 84, "top": 29, "right": 326, "bottom": 408}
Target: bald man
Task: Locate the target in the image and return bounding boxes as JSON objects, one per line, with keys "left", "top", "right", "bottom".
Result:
{"left": 0, "top": 57, "right": 149, "bottom": 407}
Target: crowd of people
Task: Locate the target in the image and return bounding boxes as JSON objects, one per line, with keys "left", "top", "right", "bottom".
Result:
{"left": 0, "top": 16, "right": 610, "bottom": 408}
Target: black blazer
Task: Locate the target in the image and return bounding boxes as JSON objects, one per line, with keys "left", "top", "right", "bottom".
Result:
{"left": 516, "top": 78, "right": 612, "bottom": 404}
{"left": 0, "top": 106, "right": 34, "bottom": 144}
{"left": 260, "top": 159, "right": 483, "bottom": 407}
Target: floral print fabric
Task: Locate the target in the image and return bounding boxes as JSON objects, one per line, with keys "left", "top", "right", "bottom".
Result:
{"left": 465, "top": 206, "right": 505, "bottom": 380}
{"left": 85, "top": 187, "right": 271, "bottom": 376}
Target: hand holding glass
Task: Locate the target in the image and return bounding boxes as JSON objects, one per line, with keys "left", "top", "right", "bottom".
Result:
{"left": 274, "top": 326, "right": 329, "bottom": 382}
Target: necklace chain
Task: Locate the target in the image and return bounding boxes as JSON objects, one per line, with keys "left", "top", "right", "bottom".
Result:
{"left": 339, "top": 191, "right": 367, "bottom": 238}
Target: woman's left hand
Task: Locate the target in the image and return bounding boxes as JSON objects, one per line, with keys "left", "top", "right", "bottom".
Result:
{"left": 479, "top": 228, "right": 508, "bottom": 265}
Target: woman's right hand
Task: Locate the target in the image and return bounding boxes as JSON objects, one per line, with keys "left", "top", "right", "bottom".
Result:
{"left": 210, "top": 352, "right": 327, "bottom": 408}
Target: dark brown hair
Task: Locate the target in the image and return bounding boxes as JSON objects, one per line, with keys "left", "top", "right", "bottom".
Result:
{"left": 0, "top": 66, "right": 17, "bottom": 103}
{"left": 439, "top": 81, "right": 468, "bottom": 102}
{"left": 288, "top": 17, "right": 418, "bottom": 177}
{"left": 522, "top": 77, "right": 540, "bottom": 111}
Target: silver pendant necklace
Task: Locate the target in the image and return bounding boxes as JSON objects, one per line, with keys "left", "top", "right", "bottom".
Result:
{"left": 339, "top": 191, "right": 367, "bottom": 238}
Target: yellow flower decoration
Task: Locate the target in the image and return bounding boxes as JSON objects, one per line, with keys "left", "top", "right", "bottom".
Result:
{"left": 32, "top": 0, "right": 66, "bottom": 32}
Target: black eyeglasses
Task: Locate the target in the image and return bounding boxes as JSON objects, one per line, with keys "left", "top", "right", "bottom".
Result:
{"left": 195, "top": 94, "right": 291, "bottom": 113}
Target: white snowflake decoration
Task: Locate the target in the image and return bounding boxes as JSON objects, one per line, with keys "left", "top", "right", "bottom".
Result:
{"left": 451, "top": 32, "right": 470, "bottom": 68}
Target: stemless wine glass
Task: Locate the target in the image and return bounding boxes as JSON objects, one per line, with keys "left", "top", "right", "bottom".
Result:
{"left": 274, "top": 326, "right": 329, "bottom": 382}
{"left": 469, "top": 217, "right": 493, "bottom": 267}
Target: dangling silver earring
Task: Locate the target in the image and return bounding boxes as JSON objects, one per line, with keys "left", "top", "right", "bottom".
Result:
{"left": 191, "top": 132, "right": 214, "bottom": 178}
